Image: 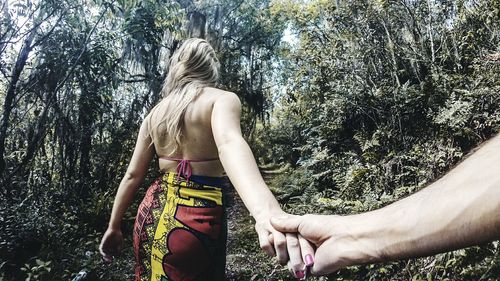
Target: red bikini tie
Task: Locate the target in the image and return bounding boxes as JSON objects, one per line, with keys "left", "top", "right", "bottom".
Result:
{"left": 176, "top": 159, "right": 192, "bottom": 181}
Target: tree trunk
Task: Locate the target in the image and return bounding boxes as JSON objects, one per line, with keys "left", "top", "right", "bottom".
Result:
{"left": 78, "top": 90, "right": 92, "bottom": 185}
{"left": 0, "top": 28, "right": 36, "bottom": 177}
{"left": 187, "top": 11, "right": 206, "bottom": 38}
{"left": 207, "top": 5, "right": 223, "bottom": 51}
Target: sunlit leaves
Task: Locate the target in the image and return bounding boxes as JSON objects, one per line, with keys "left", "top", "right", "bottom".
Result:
{"left": 260, "top": 1, "right": 500, "bottom": 279}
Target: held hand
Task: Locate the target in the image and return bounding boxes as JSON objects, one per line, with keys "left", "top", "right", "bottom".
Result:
{"left": 284, "top": 233, "right": 315, "bottom": 279}
{"left": 255, "top": 213, "right": 315, "bottom": 279}
{"left": 271, "top": 214, "right": 357, "bottom": 276}
{"left": 255, "top": 215, "right": 288, "bottom": 264}
{"left": 99, "top": 228, "right": 123, "bottom": 263}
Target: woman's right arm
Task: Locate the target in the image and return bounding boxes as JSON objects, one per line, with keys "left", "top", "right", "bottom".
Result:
{"left": 99, "top": 118, "right": 154, "bottom": 261}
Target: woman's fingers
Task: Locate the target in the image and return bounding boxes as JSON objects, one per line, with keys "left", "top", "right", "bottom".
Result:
{"left": 272, "top": 230, "right": 288, "bottom": 265}
{"left": 299, "top": 234, "right": 315, "bottom": 267}
{"left": 286, "top": 233, "right": 306, "bottom": 280}
{"left": 256, "top": 222, "right": 289, "bottom": 266}
{"left": 99, "top": 228, "right": 123, "bottom": 263}
{"left": 255, "top": 223, "right": 275, "bottom": 256}
{"left": 99, "top": 238, "right": 114, "bottom": 263}
{"left": 255, "top": 220, "right": 289, "bottom": 265}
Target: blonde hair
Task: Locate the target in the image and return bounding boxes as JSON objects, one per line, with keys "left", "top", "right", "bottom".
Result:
{"left": 148, "top": 38, "right": 219, "bottom": 153}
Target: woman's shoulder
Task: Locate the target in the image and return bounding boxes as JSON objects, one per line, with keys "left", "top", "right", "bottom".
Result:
{"left": 204, "top": 87, "right": 240, "bottom": 104}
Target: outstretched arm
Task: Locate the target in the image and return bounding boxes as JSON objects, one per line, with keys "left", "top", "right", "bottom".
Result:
{"left": 211, "top": 93, "right": 285, "bottom": 257}
{"left": 272, "top": 133, "right": 500, "bottom": 275}
{"left": 211, "top": 92, "right": 314, "bottom": 274}
{"left": 99, "top": 119, "right": 154, "bottom": 261}
{"left": 211, "top": 93, "right": 281, "bottom": 225}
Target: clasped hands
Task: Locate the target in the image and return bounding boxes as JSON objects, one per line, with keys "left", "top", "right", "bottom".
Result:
{"left": 256, "top": 212, "right": 364, "bottom": 279}
{"left": 101, "top": 212, "right": 368, "bottom": 279}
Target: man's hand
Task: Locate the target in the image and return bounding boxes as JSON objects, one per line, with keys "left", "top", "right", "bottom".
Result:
{"left": 271, "top": 214, "right": 379, "bottom": 276}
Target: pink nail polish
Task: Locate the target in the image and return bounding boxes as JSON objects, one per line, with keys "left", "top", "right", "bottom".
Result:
{"left": 305, "top": 254, "right": 314, "bottom": 266}
{"left": 295, "top": 270, "right": 305, "bottom": 279}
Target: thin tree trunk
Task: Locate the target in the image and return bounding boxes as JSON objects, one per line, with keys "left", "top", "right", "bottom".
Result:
{"left": 0, "top": 28, "right": 36, "bottom": 177}
{"left": 427, "top": 0, "right": 436, "bottom": 65}
{"left": 78, "top": 89, "right": 92, "bottom": 185}
{"left": 382, "top": 19, "right": 401, "bottom": 87}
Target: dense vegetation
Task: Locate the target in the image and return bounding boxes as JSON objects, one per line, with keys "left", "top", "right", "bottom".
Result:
{"left": 1, "top": 0, "right": 499, "bottom": 280}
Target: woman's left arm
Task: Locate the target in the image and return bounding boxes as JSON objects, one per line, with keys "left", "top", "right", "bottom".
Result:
{"left": 211, "top": 92, "right": 315, "bottom": 274}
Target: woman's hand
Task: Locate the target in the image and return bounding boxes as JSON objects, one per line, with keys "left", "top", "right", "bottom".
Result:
{"left": 271, "top": 214, "right": 358, "bottom": 276}
{"left": 255, "top": 214, "right": 288, "bottom": 263}
{"left": 255, "top": 212, "right": 316, "bottom": 280}
{"left": 284, "top": 233, "right": 316, "bottom": 280}
{"left": 99, "top": 228, "right": 123, "bottom": 263}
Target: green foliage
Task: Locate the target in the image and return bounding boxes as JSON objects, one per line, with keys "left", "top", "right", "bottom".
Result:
{"left": 255, "top": 0, "right": 500, "bottom": 279}
{"left": 121, "top": 0, "right": 183, "bottom": 66}
{"left": 21, "top": 259, "right": 52, "bottom": 281}
{"left": 1, "top": 0, "right": 499, "bottom": 280}
{"left": 1, "top": 0, "right": 287, "bottom": 279}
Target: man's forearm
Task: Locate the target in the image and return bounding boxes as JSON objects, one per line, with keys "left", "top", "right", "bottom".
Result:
{"left": 343, "top": 134, "right": 500, "bottom": 264}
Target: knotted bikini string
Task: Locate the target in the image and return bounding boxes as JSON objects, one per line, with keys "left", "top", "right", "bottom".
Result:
{"left": 176, "top": 159, "right": 192, "bottom": 181}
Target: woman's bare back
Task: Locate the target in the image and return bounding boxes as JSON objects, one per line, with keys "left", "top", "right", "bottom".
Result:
{"left": 152, "top": 87, "right": 229, "bottom": 177}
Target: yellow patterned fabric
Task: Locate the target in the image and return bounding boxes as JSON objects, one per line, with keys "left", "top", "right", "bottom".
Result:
{"left": 133, "top": 173, "right": 227, "bottom": 281}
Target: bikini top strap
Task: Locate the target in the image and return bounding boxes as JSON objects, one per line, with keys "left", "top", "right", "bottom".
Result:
{"left": 159, "top": 156, "right": 219, "bottom": 181}
{"left": 160, "top": 156, "right": 183, "bottom": 161}
{"left": 159, "top": 156, "right": 219, "bottom": 162}
{"left": 185, "top": 157, "right": 220, "bottom": 162}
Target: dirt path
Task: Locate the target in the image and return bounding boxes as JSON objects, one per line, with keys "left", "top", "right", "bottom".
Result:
{"left": 224, "top": 167, "right": 292, "bottom": 281}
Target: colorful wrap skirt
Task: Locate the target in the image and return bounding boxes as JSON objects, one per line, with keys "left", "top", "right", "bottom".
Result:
{"left": 133, "top": 173, "right": 227, "bottom": 281}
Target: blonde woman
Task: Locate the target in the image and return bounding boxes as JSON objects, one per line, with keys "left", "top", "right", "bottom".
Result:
{"left": 99, "top": 38, "right": 314, "bottom": 281}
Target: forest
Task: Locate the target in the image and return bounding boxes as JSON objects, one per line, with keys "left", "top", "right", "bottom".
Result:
{"left": 1, "top": 0, "right": 499, "bottom": 280}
